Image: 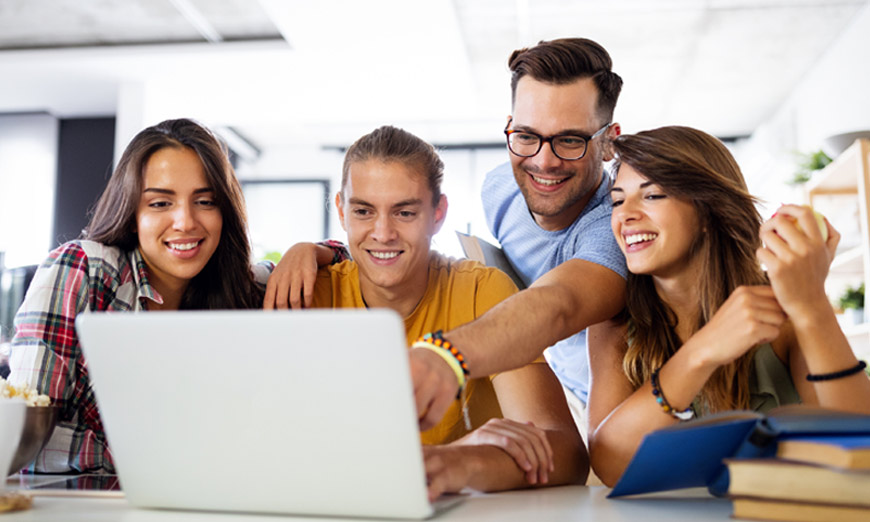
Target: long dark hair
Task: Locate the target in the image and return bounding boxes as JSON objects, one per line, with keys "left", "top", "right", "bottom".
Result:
{"left": 613, "top": 126, "right": 767, "bottom": 412}
{"left": 85, "top": 118, "right": 263, "bottom": 309}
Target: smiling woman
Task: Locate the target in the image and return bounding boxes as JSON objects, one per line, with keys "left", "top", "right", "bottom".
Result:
{"left": 586, "top": 126, "right": 870, "bottom": 487}
{"left": 134, "top": 147, "right": 224, "bottom": 310}
{"left": 5, "top": 118, "right": 271, "bottom": 474}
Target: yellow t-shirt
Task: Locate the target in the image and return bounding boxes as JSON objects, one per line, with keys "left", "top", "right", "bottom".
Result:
{"left": 311, "top": 252, "right": 523, "bottom": 444}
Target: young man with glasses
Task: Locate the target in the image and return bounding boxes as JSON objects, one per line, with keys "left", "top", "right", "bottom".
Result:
{"left": 412, "top": 38, "right": 627, "bottom": 447}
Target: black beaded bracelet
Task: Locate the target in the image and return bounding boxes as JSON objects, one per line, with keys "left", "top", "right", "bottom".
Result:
{"left": 806, "top": 360, "right": 867, "bottom": 382}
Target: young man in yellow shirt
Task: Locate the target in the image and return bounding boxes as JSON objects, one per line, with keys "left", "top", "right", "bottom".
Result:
{"left": 309, "top": 125, "right": 586, "bottom": 500}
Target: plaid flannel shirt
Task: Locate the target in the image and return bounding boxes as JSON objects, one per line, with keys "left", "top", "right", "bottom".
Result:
{"left": 7, "top": 240, "right": 280, "bottom": 474}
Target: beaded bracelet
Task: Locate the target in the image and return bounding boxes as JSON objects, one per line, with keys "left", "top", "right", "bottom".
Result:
{"left": 412, "top": 331, "right": 471, "bottom": 430}
{"left": 427, "top": 331, "right": 470, "bottom": 376}
{"left": 806, "top": 360, "right": 867, "bottom": 382}
{"left": 415, "top": 331, "right": 468, "bottom": 378}
{"left": 650, "top": 367, "right": 695, "bottom": 421}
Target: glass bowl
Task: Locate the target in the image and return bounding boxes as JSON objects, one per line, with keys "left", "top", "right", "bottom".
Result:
{"left": 7, "top": 405, "right": 59, "bottom": 475}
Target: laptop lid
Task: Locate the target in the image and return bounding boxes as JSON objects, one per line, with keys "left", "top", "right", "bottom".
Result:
{"left": 76, "top": 309, "right": 435, "bottom": 519}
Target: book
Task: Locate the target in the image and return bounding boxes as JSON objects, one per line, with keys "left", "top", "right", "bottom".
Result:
{"left": 455, "top": 231, "right": 526, "bottom": 290}
{"left": 731, "top": 497, "right": 870, "bottom": 522}
{"left": 726, "top": 458, "right": 870, "bottom": 506}
{"left": 776, "top": 434, "right": 870, "bottom": 470}
{"left": 607, "top": 405, "right": 870, "bottom": 498}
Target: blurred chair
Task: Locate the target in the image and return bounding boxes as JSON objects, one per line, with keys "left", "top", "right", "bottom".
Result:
{"left": 1, "top": 264, "right": 39, "bottom": 379}
{"left": 0, "top": 264, "right": 39, "bottom": 342}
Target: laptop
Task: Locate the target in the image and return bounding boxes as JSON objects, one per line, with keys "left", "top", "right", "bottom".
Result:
{"left": 76, "top": 309, "right": 457, "bottom": 519}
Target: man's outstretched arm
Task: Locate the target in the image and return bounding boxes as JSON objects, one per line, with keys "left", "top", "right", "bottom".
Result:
{"left": 413, "top": 259, "right": 625, "bottom": 430}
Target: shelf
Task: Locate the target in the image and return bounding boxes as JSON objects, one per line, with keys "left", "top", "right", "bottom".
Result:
{"left": 830, "top": 246, "right": 866, "bottom": 275}
{"left": 842, "top": 321, "right": 870, "bottom": 338}
{"left": 805, "top": 139, "right": 870, "bottom": 360}
{"left": 842, "top": 322, "right": 870, "bottom": 362}
{"left": 806, "top": 139, "right": 869, "bottom": 196}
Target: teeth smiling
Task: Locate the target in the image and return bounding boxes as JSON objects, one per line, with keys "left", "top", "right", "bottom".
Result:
{"left": 532, "top": 175, "right": 566, "bottom": 186}
{"left": 624, "top": 233, "right": 657, "bottom": 246}
{"left": 370, "top": 251, "right": 400, "bottom": 260}
{"left": 168, "top": 241, "right": 199, "bottom": 251}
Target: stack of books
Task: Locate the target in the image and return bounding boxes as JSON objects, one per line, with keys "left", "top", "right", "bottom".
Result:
{"left": 607, "top": 405, "right": 870, "bottom": 499}
{"left": 727, "top": 434, "right": 870, "bottom": 522}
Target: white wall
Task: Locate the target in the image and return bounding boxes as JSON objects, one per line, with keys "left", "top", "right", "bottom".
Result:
{"left": 436, "top": 148, "right": 506, "bottom": 258}
{"left": 0, "top": 114, "right": 58, "bottom": 268}
{"left": 239, "top": 142, "right": 508, "bottom": 260}
{"left": 238, "top": 145, "right": 345, "bottom": 259}
{"left": 738, "top": 2, "right": 870, "bottom": 216}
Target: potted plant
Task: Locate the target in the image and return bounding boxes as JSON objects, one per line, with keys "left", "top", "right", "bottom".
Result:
{"left": 789, "top": 149, "right": 833, "bottom": 185}
{"left": 837, "top": 283, "right": 865, "bottom": 325}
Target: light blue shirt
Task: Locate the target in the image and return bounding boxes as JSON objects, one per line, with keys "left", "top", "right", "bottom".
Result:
{"left": 482, "top": 162, "right": 627, "bottom": 403}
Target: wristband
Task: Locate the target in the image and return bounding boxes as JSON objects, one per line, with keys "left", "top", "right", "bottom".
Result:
{"left": 806, "top": 360, "right": 867, "bottom": 382}
{"left": 412, "top": 341, "right": 467, "bottom": 392}
{"left": 413, "top": 331, "right": 472, "bottom": 430}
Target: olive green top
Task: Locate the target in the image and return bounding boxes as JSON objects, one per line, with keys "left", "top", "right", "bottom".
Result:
{"left": 747, "top": 343, "right": 802, "bottom": 413}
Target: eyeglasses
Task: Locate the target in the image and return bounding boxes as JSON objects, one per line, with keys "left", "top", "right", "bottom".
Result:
{"left": 504, "top": 118, "right": 611, "bottom": 161}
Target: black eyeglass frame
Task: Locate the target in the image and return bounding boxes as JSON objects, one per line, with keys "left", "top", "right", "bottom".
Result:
{"left": 503, "top": 117, "right": 611, "bottom": 161}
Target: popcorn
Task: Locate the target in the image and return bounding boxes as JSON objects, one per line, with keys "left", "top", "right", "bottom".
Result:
{"left": 0, "top": 378, "right": 51, "bottom": 407}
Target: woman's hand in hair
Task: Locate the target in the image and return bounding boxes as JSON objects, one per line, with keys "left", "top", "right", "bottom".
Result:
{"left": 756, "top": 204, "right": 839, "bottom": 323}
{"left": 687, "top": 286, "right": 786, "bottom": 369}
{"left": 263, "top": 242, "right": 329, "bottom": 309}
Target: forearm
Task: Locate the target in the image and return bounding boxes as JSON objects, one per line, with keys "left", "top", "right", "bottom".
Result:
{"left": 446, "top": 286, "right": 576, "bottom": 378}
{"left": 455, "top": 428, "right": 586, "bottom": 491}
{"left": 590, "top": 344, "right": 715, "bottom": 486}
{"left": 448, "top": 277, "right": 624, "bottom": 378}
{"left": 790, "top": 308, "right": 870, "bottom": 413}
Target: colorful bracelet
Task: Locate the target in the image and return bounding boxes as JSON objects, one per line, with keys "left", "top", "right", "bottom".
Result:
{"left": 419, "top": 331, "right": 470, "bottom": 376}
{"left": 412, "top": 331, "right": 472, "bottom": 430}
{"left": 321, "top": 239, "right": 350, "bottom": 264}
{"left": 806, "top": 360, "right": 867, "bottom": 382}
{"left": 650, "top": 367, "right": 695, "bottom": 421}
{"left": 412, "top": 341, "right": 468, "bottom": 392}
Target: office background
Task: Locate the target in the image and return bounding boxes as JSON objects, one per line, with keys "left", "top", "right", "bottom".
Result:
{"left": 0, "top": 0, "right": 868, "bottom": 268}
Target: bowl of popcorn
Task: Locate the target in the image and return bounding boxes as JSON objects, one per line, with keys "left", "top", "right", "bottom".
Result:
{"left": 1, "top": 378, "right": 57, "bottom": 477}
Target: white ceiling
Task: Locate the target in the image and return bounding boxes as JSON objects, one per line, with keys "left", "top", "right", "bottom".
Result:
{"left": 0, "top": 0, "right": 866, "bottom": 150}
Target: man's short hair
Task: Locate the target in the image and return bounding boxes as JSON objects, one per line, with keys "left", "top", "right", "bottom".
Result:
{"left": 508, "top": 38, "right": 623, "bottom": 124}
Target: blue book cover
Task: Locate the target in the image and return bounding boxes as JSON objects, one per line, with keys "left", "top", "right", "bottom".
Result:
{"left": 608, "top": 406, "right": 870, "bottom": 498}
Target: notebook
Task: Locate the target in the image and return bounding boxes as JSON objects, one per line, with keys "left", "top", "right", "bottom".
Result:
{"left": 76, "top": 309, "right": 457, "bottom": 519}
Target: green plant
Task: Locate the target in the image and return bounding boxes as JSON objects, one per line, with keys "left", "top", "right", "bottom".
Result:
{"left": 838, "top": 283, "right": 865, "bottom": 311}
{"left": 262, "top": 251, "right": 282, "bottom": 264}
{"left": 789, "top": 149, "right": 833, "bottom": 185}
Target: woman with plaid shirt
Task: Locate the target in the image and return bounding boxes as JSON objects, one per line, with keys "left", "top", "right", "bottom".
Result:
{"left": 6, "top": 119, "right": 310, "bottom": 473}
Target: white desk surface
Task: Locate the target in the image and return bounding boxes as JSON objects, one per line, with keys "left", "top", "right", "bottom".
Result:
{"left": 2, "top": 484, "right": 732, "bottom": 522}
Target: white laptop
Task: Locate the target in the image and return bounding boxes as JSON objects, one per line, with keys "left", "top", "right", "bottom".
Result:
{"left": 76, "top": 309, "right": 457, "bottom": 519}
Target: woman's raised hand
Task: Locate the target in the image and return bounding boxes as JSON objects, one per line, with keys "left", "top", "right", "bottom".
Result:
{"left": 757, "top": 204, "right": 839, "bottom": 322}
